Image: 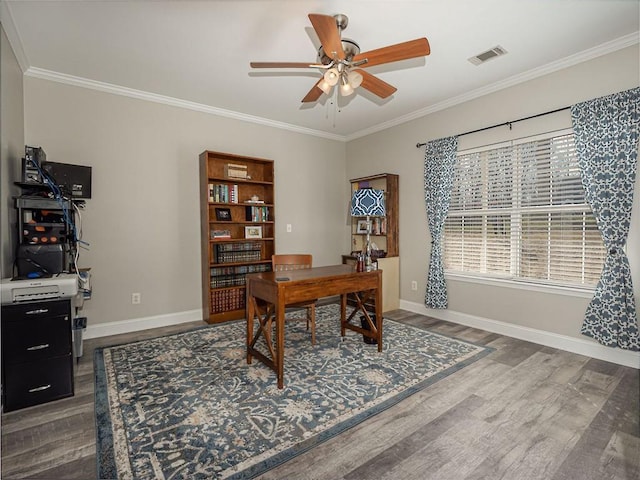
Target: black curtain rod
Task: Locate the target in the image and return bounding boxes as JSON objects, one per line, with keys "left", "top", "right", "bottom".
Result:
{"left": 416, "top": 106, "right": 571, "bottom": 148}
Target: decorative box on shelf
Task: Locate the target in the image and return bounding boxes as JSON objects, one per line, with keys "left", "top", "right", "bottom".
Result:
{"left": 211, "top": 229, "right": 232, "bottom": 239}
{"left": 225, "top": 163, "right": 248, "bottom": 180}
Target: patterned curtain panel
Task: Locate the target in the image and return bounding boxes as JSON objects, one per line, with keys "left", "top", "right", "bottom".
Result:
{"left": 423, "top": 136, "right": 458, "bottom": 308}
{"left": 571, "top": 87, "right": 640, "bottom": 351}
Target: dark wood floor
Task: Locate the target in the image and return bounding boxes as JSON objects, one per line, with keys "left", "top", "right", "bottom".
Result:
{"left": 2, "top": 309, "right": 639, "bottom": 479}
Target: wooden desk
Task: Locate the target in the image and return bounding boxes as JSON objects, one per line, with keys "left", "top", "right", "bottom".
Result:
{"left": 246, "top": 265, "right": 382, "bottom": 388}
{"left": 342, "top": 255, "right": 400, "bottom": 312}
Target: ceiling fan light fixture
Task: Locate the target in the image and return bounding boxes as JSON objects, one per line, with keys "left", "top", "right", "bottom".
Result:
{"left": 339, "top": 74, "right": 354, "bottom": 96}
{"left": 318, "top": 79, "right": 333, "bottom": 95}
{"left": 324, "top": 68, "right": 340, "bottom": 86}
{"left": 347, "top": 70, "right": 363, "bottom": 89}
{"left": 340, "top": 84, "right": 354, "bottom": 96}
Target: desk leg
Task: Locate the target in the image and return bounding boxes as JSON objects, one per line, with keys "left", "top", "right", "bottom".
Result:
{"left": 276, "top": 298, "right": 285, "bottom": 389}
{"left": 246, "top": 293, "right": 255, "bottom": 364}
{"left": 375, "top": 276, "right": 383, "bottom": 352}
{"left": 340, "top": 294, "right": 347, "bottom": 337}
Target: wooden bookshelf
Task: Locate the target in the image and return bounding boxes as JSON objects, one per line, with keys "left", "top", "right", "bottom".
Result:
{"left": 199, "top": 151, "right": 275, "bottom": 323}
{"left": 347, "top": 173, "right": 399, "bottom": 312}
{"left": 349, "top": 173, "right": 398, "bottom": 257}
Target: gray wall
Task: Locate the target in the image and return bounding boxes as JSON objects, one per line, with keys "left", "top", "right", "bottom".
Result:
{"left": 346, "top": 45, "right": 640, "bottom": 343}
{"left": 22, "top": 78, "right": 347, "bottom": 328}
{"left": 1, "top": 23, "right": 24, "bottom": 279}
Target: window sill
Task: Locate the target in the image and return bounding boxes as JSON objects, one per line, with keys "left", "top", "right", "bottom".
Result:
{"left": 444, "top": 272, "right": 595, "bottom": 299}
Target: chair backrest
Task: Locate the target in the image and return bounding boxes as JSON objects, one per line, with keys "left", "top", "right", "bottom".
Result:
{"left": 272, "top": 254, "right": 313, "bottom": 272}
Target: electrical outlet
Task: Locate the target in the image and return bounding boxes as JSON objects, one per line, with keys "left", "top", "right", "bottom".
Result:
{"left": 132, "top": 292, "right": 141, "bottom": 304}
{"left": 286, "top": 224, "right": 292, "bottom": 233}
{"left": 411, "top": 281, "right": 418, "bottom": 291}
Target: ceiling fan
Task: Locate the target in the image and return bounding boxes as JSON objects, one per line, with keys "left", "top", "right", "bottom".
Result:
{"left": 250, "top": 13, "right": 431, "bottom": 103}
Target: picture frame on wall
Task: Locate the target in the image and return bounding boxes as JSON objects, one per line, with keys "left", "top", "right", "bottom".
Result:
{"left": 215, "top": 208, "right": 232, "bottom": 221}
{"left": 244, "top": 225, "right": 263, "bottom": 239}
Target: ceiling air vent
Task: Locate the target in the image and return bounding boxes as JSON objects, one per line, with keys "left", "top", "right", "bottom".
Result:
{"left": 468, "top": 45, "right": 508, "bottom": 66}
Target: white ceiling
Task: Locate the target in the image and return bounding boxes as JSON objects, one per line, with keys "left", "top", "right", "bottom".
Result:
{"left": 2, "top": 1, "right": 639, "bottom": 140}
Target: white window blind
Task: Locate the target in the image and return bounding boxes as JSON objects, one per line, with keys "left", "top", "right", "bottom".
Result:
{"left": 444, "top": 130, "right": 606, "bottom": 288}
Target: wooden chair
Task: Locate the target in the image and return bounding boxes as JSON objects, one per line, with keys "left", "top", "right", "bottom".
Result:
{"left": 271, "top": 254, "right": 317, "bottom": 344}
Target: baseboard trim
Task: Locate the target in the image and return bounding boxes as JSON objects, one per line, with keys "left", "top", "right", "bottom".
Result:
{"left": 85, "top": 309, "right": 204, "bottom": 339}
{"left": 399, "top": 300, "right": 640, "bottom": 369}
{"left": 85, "top": 302, "right": 640, "bottom": 368}
{"left": 84, "top": 296, "right": 350, "bottom": 340}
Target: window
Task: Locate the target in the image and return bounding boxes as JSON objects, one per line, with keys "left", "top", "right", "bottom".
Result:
{"left": 444, "top": 130, "right": 606, "bottom": 288}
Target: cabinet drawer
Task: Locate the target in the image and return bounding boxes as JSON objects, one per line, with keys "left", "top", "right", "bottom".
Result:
{"left": 2, "top": 314, "right": 72, "bottom": 364}
{"left": 3, "top": 355, "right": 74, "bottom": 412}
{"left": 1, "top": 299, "right": 70, "bottom": 321}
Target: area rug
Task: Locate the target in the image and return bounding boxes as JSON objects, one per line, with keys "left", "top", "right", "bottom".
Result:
{"left": 95, "top": 304, "right": 492, "bottom": 479}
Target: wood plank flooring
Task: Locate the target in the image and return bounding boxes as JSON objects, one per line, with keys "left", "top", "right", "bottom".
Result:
{"left": 2, "top": 308, "right": 638, "bottom": 479}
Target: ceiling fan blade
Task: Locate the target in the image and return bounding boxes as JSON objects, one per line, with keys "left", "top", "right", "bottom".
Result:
{"left": 250, "top": 62, "right": 320, "bottom": 69}
{"left": 308, "top": 13, "right": 345, "bottom": 60}
{"left": 356, "top": 69, "right": 397, "bottom": 99}
{"left": 301, "top": 80, "right": 324, "bottom": 103}
{"left": 352, "top": 38, "right": 430, "bottom": 68}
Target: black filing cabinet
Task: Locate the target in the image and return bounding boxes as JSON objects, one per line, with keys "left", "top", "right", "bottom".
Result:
{"left": 1, "top": 299, "right": 74, "bottom": 412}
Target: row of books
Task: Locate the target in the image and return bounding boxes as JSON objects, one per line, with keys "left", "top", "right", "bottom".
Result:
{"left": 210, "top": 288, "right": 245, "bottom": 313}
{"left": 215, "top": 242, "right": 262, "bottom": 252}
{"left": 210, "top": 263, "right": 271, "bottom": 277}
{"left": 210, "top": 274, "right": 246, "bottom": 288}
{"left": 214, "top": 249, "right": 261, "bottom": 264}
{"left": 371, "top": 217, "right": 387, "bottom": 235}
{"left": 208, "top": 183, "right": 239, "bottom": 203}
{"left": 246, "top": 206, "right": 269, "bottom": 222}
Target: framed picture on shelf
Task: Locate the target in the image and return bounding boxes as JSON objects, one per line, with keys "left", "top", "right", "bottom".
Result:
{"left": 357, "top": 220, "right": 369, "bottom": 234}
{"left": 245, "top": 225, "right": 263, "bottom": 239}
{"left": 215, "top": 208, "right": 232, "bottom": 221}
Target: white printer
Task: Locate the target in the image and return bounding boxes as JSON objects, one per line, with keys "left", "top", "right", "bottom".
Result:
{"left": 1, "top": 274, "right": 78, "bottom": 304}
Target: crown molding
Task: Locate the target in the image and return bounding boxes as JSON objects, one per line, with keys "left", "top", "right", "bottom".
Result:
{"left": 24, "top": 67, "right": 346, "bottom": 142}
{"left": 7, "top": 5, "right": 637, "bottom": 145}
{"left": 346, "top": 32, "right": 640, "bottom": 141}
{"left": 1, "top": 0, "right": 29, "bottom": 72}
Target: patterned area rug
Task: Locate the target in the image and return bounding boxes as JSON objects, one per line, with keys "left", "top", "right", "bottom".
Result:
{"left": 95, "top": 304, "right": 492, "bottom": 479}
